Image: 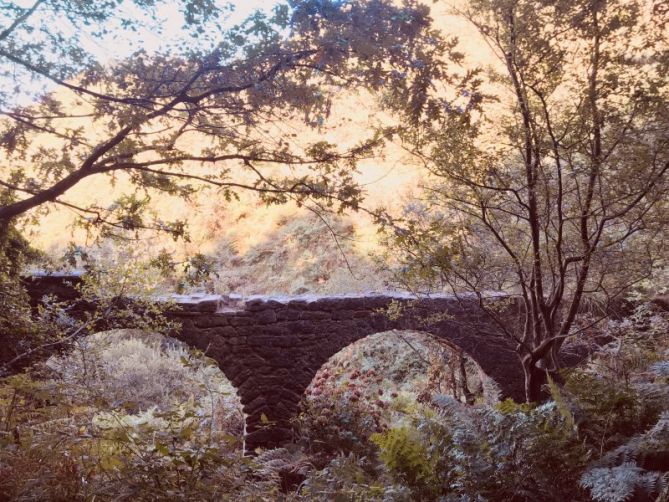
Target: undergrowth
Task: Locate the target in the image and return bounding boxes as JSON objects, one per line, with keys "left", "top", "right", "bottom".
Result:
{"left": 1, "top": 304, "right": 667, "bottom": 501}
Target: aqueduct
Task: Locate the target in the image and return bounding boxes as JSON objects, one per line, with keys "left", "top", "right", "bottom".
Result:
{"left": 26, "top": 273, "right": 525, "bottom": 452}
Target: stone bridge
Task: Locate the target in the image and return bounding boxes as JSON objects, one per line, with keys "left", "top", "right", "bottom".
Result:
{"left": 25, "top": 274, "right": 524, "bottom": 452}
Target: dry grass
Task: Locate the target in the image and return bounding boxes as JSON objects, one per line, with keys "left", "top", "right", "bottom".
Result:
{"left": 46, "top": 329, "right": 244, "bottom": 437}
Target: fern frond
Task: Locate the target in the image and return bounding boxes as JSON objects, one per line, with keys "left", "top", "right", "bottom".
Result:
{"left": 254, "top": 447, "right": 313, "bottom": 478}
{"left": 581, "top": 462, "right": 644, "bottom": 502}
{"left": 547, "top": 374, "right": 576, "bottom": 432}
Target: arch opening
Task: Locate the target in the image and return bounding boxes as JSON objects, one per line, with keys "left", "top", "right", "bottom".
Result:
{"left": 293, "top": 329, "right": 500, "bottom": 464}
{"left": 45, "top": 328, "right": 246, "bottom": 453}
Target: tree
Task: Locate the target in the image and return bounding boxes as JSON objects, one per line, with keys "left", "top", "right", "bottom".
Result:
{"left": 382, "top": 0, "right": 669, "bottom": 401}
{"left": 0, "top": 0, "right": 463, "bottom": 371}
{"left": 0, "top": 0, "right": 451, "bottom": 238}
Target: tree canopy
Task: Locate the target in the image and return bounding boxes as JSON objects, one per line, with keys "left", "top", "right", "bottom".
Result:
{"left": 383, "top": 0, "right": 669, "bottom": 401}
{"left": 0, "top": 0, "right": 453, "bottom": 239}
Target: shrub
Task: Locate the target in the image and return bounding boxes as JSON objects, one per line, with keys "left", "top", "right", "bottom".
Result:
{"left": 299, "top": 453, "right": 409, "bottom": 501}
{"left": 0, "top": 223, "right": 46, "bottom": 374}
{"left": 571, "top": 303, "right": 669, "bottom": 502}
{"left": 45, "top": 329, "right": 243, "bottom": 434}
{"left": 580, "top": 463, "right": 667, "bottom": 502}
{"left": 296, "top": 331, "right": 484, "bottom": 466}
{"left": 373, "top": 396, "right": 590, "bottom": 501}
{"left": 0, "top": 330, "right": 252, "bottom": 500}
{"left": 297, "top": 369, "right": 387, "bottom": 465}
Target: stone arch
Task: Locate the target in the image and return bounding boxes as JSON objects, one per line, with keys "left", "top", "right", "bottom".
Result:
{"left": 23, "top": 275, "right": 526, "bottom": 453}
{"left": 171, "top": 294, "right": 526, "bottom": 452}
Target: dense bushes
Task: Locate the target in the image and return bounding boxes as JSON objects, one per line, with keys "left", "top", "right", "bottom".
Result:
{"left": 372, "top": 398, "right": 591, "bottom": 501}
{"left": 296, "top": 331, "right": 487, "bottom": 466}
{"left": 0, "top": 224, "right": 44, "bottom": 373}
{"left": 0, "top": 330, "right": 250, "bottom": 501}
{"left": 365, "top": 304, "right": 669, "bottom": 502}
{"left": 295, "top": 304, "right": 669, "bottom": 501}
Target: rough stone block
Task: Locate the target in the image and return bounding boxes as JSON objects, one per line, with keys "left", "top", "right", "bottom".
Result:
{"left": 206, "top": 326, "right": 238, "bottom": 338}
{"left": 244, "top": 298, "right": 268, "bottom": 310}
{"left": 243, "top": 395, "right": 268, "bottom": 415}
{"left": 300, "top": 310, "right": 331, "bottom": 321}
{"left": 337, "top": 298, "right": 367, "bottom": 310}
{"left": 248, "top": 335, "right": 299, "bottom": 348}
{"left": 197, "top": 299, "right": 220, "bottom": 312}
{"left": 258, "top": 324, "right": 291, "bottom": 337}
{"left": 283, "top": 320, "right": 314, "bottom": 334}
{"left": 329, "top": 309, "right": 352, "bottom": 320}
{"left": 255, "top": 309, "right": 278, "bottom": 324}
{"left": 244, "top": 427, "right": 292, "bottom": 451}
{"left": 195, "top": 315, "right": 229, "bottom": 328}
{"left": 370, "top": 313, "right": 389, "bottom": 331}
{"left": 229, "top": 316, "right": 254, "bottom": 326}
{"left": 268, "top": 353, "right": 301, "bottom": 368}
{"left": 254, "top": 346, "right": 286, "bottom": 360}
{"left": 245, "top": 298, "right": 284, "bottom": 311}
{"left": 276, "top": 309, "right": 301, "bottom": 321}
{"left": 305, "top": 299, "right": 335, "bottom": 311}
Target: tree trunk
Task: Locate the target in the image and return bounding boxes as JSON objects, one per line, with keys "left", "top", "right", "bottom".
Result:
{"left": 458, "top": 353, "right": 475, "bottom": 405}
{"left": 522, "top": 359, "right": 547, "bottom": 403}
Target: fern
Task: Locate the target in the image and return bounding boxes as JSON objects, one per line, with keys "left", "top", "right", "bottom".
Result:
{"left": 650, "top": 361, "right": 669, "bottom": 378}
{"left": 582, "top": 412, "right": 669, "bottom": 502}
{"left": 372, "top": 426, "right": 433, "bottom": 488}
{"left": 580, "top": 462, "right": 665, "bottom": 502}
{"left": 547, "top": 373, "right": 576, "bottom": 432}
{"left": 254, "top": 447, "right": 313, "bottom": 478}
{"left": 647, "top": 411, "right": 669, "bottom": 438}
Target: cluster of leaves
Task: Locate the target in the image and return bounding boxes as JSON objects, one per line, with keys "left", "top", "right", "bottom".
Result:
{"left": 296, "top": 331, "right": 490, "bottom": 467}
{"left": 298, "top": 364, "right": 390, "bottom": 464}
{"left": 1, "top": 237, "right": 181, "bottom": 377}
